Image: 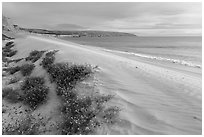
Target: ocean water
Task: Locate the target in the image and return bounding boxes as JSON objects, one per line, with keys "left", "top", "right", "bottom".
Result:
{"left": 61, "top": 36, "right": 202, "bottom": 68}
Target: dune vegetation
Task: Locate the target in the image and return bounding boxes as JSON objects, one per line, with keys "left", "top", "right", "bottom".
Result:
{"left": 20, "top": 63, "right": 35, "bottom": 76}
{"left": 2, "top": 39, "right": 120, "bottom": 135}
{"left": 21, "top": 76, "right": 49, "bottom": 110}
{"left": 25, "top": 50, "right": 46, "bottom": 63}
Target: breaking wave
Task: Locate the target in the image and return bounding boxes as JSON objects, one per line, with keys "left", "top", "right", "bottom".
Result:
{"left": 103, "top": 49, "right": 201, "bottom": 69}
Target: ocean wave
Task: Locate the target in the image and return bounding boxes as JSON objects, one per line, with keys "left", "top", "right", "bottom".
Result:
{"left": 102, "top": 49, "right": 201, "bottom": 68}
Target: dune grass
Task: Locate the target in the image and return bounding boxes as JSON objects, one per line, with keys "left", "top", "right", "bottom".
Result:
{"left": 21, "top": 76, "right": 49, "bottom": 110}
{"left": 25, "top": 50, "right": 46, "bottom": 63}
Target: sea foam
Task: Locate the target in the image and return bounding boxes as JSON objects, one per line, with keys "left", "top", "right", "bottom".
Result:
{"left": 103, "top": 49, "right": 201, "bottom": 68}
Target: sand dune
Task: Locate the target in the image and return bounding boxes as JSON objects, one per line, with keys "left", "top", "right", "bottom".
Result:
{"left": 10, "top": 35, "right": 202, "bottom": 134}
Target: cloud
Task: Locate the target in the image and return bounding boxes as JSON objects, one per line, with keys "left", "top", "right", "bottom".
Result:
{"left": 2, "top": 2, "right": 202, "bottom": 36}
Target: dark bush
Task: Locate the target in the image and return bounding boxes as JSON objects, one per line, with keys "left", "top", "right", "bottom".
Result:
{"left": 3, "top": 47, "right": 12, "bottom": 53}
{"left": 5, "top": 41, "right": 14, "bottom": 47}
{"left": 47, "top": 63, "right": 92, "bottom": 90}
{"left": 40, "top": 50, "right": 58, "bottom": 69}
{"left": 60, "top": 95, "right": 96, "bottom": 135}
{"left": 3, "top": 66, "right": 21, "bottom": 75}
{"left": 21, "top": 77, "right": 45, "bottom": 91}
{"left": 21, "top": 76, "right": 49, "bottom": 109}
{"left": 2, "top": 87, "right": 23, "bottom": 103}
{"left": 45, "top": 50, "right": 58, "bottom": 57}
{"left": 59, "top": 92, "right": 119, "bottom": 135}
{"left": 7, "top": 58, "right": 24, "bottom": 63}
{"left": 23, "top": 84, "right": 49, "bottom": 109}
{"left": 40, "top": 55, "right": 55, "bottom": 69}
{"left": 3, "top": 50, "right": 17, "bottom": 57}
{"left": 25, "top": 50, "right": 46, "bottom": 63}
{"left": 2, "top": 41, "right": 17, "bottom": 58}
{"left": 20, "top": 63, "right": 35, "bottom": 76}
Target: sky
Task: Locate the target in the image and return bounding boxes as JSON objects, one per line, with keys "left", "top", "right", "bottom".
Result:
{"left": 2, "top": 2, "right": 202, "bottom": 36}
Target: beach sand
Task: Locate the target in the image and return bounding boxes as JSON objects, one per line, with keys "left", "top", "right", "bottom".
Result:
{"left": 3, "top": 34, "right": 202, "bottom": 134}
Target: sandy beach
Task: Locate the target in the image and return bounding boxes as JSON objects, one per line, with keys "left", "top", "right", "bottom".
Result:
{"left": 3, "top": 34, "right": 201, "bottom": 134}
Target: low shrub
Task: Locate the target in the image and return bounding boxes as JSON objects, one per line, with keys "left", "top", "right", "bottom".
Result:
{"left": 3, "top": 47, "right": 12, "bottom": 53}
{"left": 40, "top": 50, "right": 58, "bottom": 69}
{"left": 2, "top": 41, "right": 16, "bottom": 58}
{"left": 3, "top": 63, "right": 35, "bottom": 76}
{"left": 2, "top": 87, "right": 23, "bottom": 103}
{"left": 21, "top": 76, "right": 49, "bottom": 109}
{"left": 23, "top": 84, "right": 49, "bottom": 109}
{"left": 21, "top": 77, "right": 45, "bottom": 91}
{"left": 60, "top": 93, "right": 95, "bottom": 135}
{"left": 3, "top": 50, "right": 17, "bottom": 57}
{"left": 20, "top": 63, "right": 35, "bottom": 76}
{"left": 45, "top": 50, "right": 58, "bottom": 57}
{"left": 40, "top": 55, "right": 55, "bottom": 69}
{"left": 25, "top": 50, "right": 46, "bottom": 63}
{"left": 47, "top": 63, "right": 92, "bottom": 90}
{"left": 7, "top": 58, "right": 24, "bottom": 63}
{"left": 59, "top": 91, "right": 119, "bottom": 135}
{"left": 5, "top": 41, "right": 14, "bottom": 47}
{"left": 3, "top": 66, "right": 21, "bottom": 75}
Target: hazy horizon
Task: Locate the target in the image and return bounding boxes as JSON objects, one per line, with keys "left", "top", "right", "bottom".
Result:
{"left": 2, "top": 2, "right": 202, "bottom": 36}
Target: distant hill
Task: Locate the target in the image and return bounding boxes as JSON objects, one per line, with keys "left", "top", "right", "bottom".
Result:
{"left": 2, "top": 15, "right": 137, "bottom": 37}
{"left": 19, "top": 27, "right": 137, "bottom": 37}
